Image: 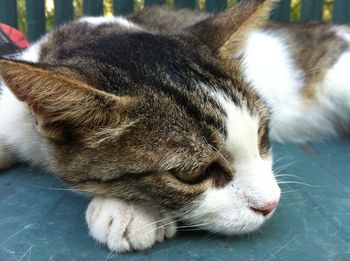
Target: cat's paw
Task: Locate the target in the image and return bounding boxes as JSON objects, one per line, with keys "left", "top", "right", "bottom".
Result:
{"left": 86, "top": 197, "right": 176, "bottom": 253}
{"left": 0, "top": 142, "right": 17, "bottom": 170}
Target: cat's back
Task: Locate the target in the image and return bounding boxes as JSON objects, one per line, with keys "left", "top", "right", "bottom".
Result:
{"left": 263, "top": 22, "right": 350, "bottom": 96}
{"left": 246, "top": 22, "right": 350, "bottom": 96}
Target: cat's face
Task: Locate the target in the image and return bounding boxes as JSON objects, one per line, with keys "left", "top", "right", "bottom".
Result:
{"left": 0, "top": 0, "right": 280, "bottom": 234}
{"left": 45, "top": 57, "right": 279, "bottom": 235}
{"left": 40, "top": 69, "right": 279, "bottom": 235}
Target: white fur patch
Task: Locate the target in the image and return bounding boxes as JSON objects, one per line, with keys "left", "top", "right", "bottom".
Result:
{"left": 334, "top": 25, "right": 350, "bottom": 43}
{"left": 79, "top": 16, "right": 140, "bottom": 29}
{"left": 184, "top": 91, "right": 280, "bottom": 234}
{"left": 0, "top": 42, "right": 50, "bottom": 169}
{"left": 19, "top": 40, "right": 43, "bottom": 62}
{"left": 242, "top": 31, "right": 342, "bottom": 142}
{"left": 322, "top": 51, "right": 350, "bottom": 126}
{"left": 86, "top": 197, "right": 176, "bottom": 253}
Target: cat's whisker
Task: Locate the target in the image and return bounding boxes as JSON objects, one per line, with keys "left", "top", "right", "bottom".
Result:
{"left": 206, "top": 219, "right": 231, "bottom": 241}
{"left": 104, "top": 250, "right": 114, "bottom": 261}
{"left": 29, "top": 185, "right": 90, "bottom": 193}
{"left": 177, "top": 227, "right": 209, "bottom": 232}
{"left": 281, "top": 189, "right": 301, "bottom": 194}
{"left": 272, "top": 156, "right": 291, "bottom": 166}
{"left": 274, "top": 174, "right": 303, "bottom": 179}
{"left": 177, "top": 223, "right": 211, "bottom": 232}
{"left": 123, "top": 215, "right": 178, "bottom": 240}
{"left": 170, "top": 208, "right": 193, "bottom": 219}
{"left": 176, "top": 222, "right": 210, "bottom": 229}
{"left": 276, "top": 178, "right": 301, "bottom": 184}
{"left": 303, "top": 67, "right": 323, "bottom": 76}
{"left": 127, "top": 218, "right": 183, "bottom": 240}
{"left": 273, "top": 161, "right": 299, "bottom": 174}
{"left": 277, "top": 181, "right": 322, "bottom": 188}
{"left": 206, "top": 143, "right": 235, "bottom": 175}
{"left": 205, "top": 230, "right": 221, "bottom": 241}
{"left": 208, "top": 126, "right": 225, "bottom": 139}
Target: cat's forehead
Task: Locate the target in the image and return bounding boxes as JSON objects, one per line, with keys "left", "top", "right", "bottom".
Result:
{"left": 40, "top": 25, "right": 235, "bottom": 101}
{"left": 40, "top": 18, "right": 223, "bottom": 79}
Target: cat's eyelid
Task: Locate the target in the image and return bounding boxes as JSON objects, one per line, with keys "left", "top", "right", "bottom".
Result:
{"left": 214, "top": 158, "right": 233, "bottom": 176}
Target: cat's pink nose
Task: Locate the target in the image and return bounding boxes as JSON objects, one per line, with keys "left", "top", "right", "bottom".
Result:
{"left": 251, "top": 201, "right": 279, "bottom": 216}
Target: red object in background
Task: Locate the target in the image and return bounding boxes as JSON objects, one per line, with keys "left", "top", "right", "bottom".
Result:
{"left": 0, "top": 23, "right": 29, "bottom": 49}
{"left": 0, "top": 23, "right": 29, "bottom": 57}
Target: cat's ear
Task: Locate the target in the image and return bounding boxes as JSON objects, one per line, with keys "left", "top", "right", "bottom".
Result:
{"left": 186, "top": 0, "right": 276, "bottom": 57}
{"left": 0, "top": 59, "right": 133, "bottom": 140}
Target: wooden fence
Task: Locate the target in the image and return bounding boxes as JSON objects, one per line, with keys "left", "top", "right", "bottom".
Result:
{"left": 0, "top": 0, "right": 350, "bottom": 42}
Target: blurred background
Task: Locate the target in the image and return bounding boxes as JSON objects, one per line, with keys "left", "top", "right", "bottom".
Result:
{"left": 14, "top": 0, "right": 335, "bottom": 34}
{"left": 2, "top": 0, "right": 347, "bottom": 60}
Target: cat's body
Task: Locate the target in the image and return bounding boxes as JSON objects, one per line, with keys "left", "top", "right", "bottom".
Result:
{"left": 0, "top": 0, "right": 349, "bottom": 253}
{"left": 245, "top": 23, "right": 350, "bottom": 142}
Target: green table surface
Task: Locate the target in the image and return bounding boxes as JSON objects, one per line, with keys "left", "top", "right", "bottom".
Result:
{"left": 0, "top": 141, "right": 349, "bottom": 261}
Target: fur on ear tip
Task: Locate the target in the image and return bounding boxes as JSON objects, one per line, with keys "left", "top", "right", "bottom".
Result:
{"left": 0, "top": 58, "right": 15, "bottom": 70}
{"left": 0, "top": 58, "right": 24, "bottom": 66}
{"left": 0, "top": 59, "right": 23, "bottom": 84}
{"left": 0, "top": 59, "right": 39, "bottom": 76}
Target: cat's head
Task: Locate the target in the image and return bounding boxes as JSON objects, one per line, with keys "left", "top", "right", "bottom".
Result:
{"left": 0, "top": 0, "right": 280, "bottom": 235}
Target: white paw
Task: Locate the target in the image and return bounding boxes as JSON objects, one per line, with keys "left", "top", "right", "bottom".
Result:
{"left": 86, "top": 197, "right": 177, "bottom": 253}
{"left": 0, "top": 142, "right": 17, "bottom": 170}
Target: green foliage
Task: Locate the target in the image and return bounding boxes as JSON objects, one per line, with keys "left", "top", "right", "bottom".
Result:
{"left": 17, "top": 0, "right": 26, "bottom": 33}
{"left": 323, "top": 0, "right": 334, "bottom": 22}
{"left": 291, "top": 0, "right": 301, "bottom": 21}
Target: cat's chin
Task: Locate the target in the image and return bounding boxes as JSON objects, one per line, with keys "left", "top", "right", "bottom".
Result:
{"left": 182, "top": 206, "right": 274, "bottom": 236}
{"left": 211, "top": 209, "right": 275, "bottom": 236}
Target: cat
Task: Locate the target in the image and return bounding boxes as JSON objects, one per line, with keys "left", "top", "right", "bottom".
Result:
{"left": 0, "top": 0, "right": 348, "bottom": 253}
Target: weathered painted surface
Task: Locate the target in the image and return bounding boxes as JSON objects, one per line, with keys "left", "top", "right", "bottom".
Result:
{"left": 0, "top": 141, "right": 349, "bottom": 260}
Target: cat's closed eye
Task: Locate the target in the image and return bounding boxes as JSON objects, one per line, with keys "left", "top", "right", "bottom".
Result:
{"left": 170, "top": 161, "right": 232, "bottom": 187}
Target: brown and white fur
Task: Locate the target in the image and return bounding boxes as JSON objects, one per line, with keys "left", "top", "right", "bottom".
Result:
{"left": 130, "top": 6, "right": 350, "bottom": 143}
{"left": 0, "top": 0, "right": 348, "bottom": 253}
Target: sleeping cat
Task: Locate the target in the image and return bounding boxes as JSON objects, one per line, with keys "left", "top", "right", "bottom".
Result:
{"left": 0, "top": 0, "right": 349, "bottom": 253}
